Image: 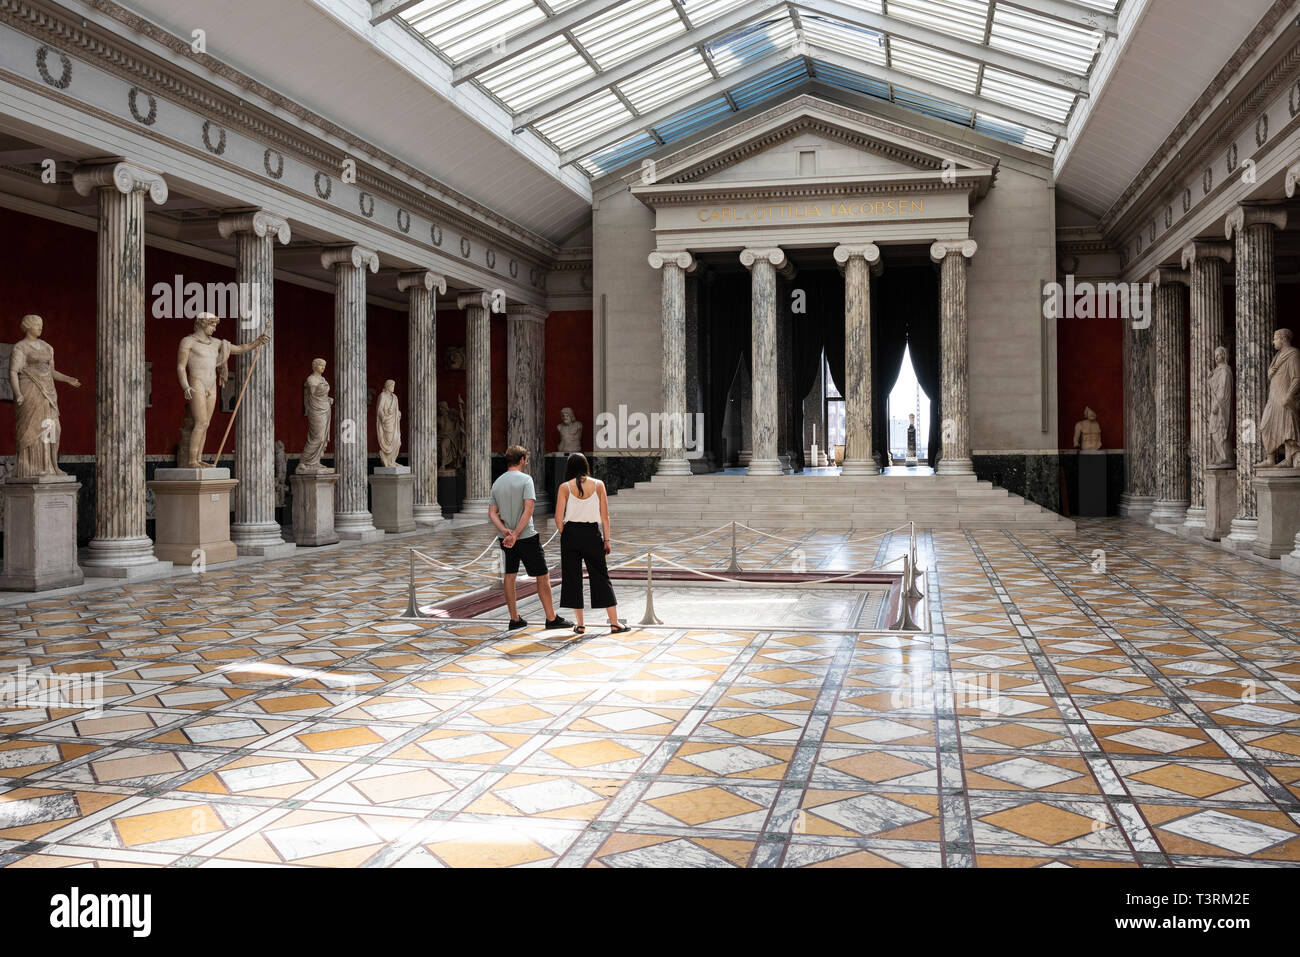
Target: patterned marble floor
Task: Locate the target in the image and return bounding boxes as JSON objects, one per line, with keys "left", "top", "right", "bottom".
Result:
{"left": 1, "top": 517, "right": 1298, "bottom": 868}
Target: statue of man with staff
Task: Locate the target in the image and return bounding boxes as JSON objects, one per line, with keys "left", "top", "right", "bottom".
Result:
{"left": 176, "top": 312, "right": 269, "bottom": 468}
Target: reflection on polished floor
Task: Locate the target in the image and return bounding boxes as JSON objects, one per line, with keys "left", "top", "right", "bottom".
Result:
{"left": 1, "top": 518, "right": 1298, "bottom": 868}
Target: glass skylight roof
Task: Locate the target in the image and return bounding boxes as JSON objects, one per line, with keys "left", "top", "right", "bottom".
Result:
{"left": 385, "top": 0, "right": 1125, "bottom": 175}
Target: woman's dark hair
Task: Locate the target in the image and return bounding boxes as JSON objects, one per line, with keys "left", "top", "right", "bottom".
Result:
{"left": 564, "top": 452, "right": 590, "bottom": 496}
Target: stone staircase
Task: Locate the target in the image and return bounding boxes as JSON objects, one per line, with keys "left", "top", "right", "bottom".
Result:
{"left": 606, "top": 473, "right": 1075, "bottom": 532}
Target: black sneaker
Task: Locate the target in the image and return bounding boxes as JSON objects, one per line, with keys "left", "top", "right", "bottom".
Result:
{"left": 545, "top": 615, "right": 573, "bottom": 629}
{"left": 507, "top": 618, "right": 528, "bottom": 631}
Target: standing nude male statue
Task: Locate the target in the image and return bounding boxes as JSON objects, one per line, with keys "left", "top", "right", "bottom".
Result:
{"left": 176, "top": 312, "right": 269, "bottom": 469}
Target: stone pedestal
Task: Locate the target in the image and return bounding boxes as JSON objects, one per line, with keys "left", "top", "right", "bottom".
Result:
{"left": 370, "top": 467, "right": 415, "bottom": 534}
{"left": 438, "top": 468, "right": 465, "bottom": 518}
{"left": 1252, "top": 469, "right": 1300, "bottom": 559}
{"left": 1203, "top": 467, "right": 1237, "bottom": 542}
{"left": 291, "top": 472, "right": 340, "bottom": 547}
{"left": 1077, "top": 452, "right": 1108, "bottom": 517}
{"left": 148, "top": 468, "right": 238, "bottom": 567}
{"left": 1282, "top": 535, "right": 1300, "bottom": 577}
{"left": 0, "top": 478, "right": 84, "bottom": 591}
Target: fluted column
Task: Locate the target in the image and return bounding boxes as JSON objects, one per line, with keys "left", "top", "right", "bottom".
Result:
{"left": 1150, "top": 267, "right": 1191, "bottom": 526}
{"left": 218, "top": 210, "right": 293, "bottom": 555}
{"left": 1120, "top": 307, "right": 1157, "bottom": 520}
{"left": 834, "top": 244, "right": 882, "bottom": 476}
{"left": 400, "top": 270, "right": 446, "bottom": 526}
{"left": 1180, "top": 241, "right": 1233, "bottom": 534}
{"left": 507, "top": 303, "right": 549, "bottom": 510}
{"left": 72, "top": 161, "right": 170, "bottom": 576}
{"left": 1225, "top": 204, "right": 1287, "bottom": 546}
{"left": 648, "top": 250, "right": 694, "bottom": 476}
{"left": 741, "top": 247, "right": 795, "bottom": 476}
{"left": 321, "top": 244, "right": 381, "bottom": 540}
{"left": 931, "top": 240, "right": 978, "bottom": 475}
{"left": 459, "top": 291, "right": 494, "bottom": 519}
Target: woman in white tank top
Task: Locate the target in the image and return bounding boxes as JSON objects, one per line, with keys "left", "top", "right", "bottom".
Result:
{"left": 554, "top": 452, "right": 629, "bottom": 635}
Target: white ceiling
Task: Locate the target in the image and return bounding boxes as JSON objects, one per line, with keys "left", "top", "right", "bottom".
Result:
{"left": 1053, "top": 0, "right": 1279, "bottom": 220}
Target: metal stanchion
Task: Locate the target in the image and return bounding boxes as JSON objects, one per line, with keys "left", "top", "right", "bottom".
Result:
{"left": 906, "top": 522, "right": 923, "bottom": 600}
{"left": 727, "top": 520, "right": 743, "bottom": 573}
{"left": 893, "top": 553, "right": 921, "bottom": 631}
{"left": 403, "top": 550, "right": 421, "bottom": 618}
{"left": 638, "top": 551, "right": 663, "bottom": 626}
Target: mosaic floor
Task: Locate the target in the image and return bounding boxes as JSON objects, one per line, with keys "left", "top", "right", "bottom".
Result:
{"left": 1, "top": 517, "right": 1298, "bottom": 868}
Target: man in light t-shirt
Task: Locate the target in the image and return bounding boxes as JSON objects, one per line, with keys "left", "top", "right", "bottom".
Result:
{"left": 489, "top": 445, "right": 570, "bottom": 632}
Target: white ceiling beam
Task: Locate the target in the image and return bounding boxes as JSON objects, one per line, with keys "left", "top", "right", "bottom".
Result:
{"left": 793, "top": 0, "right": 1089, "bottom": 92}
{"left": 995, "top": 0, "right": 1119, "bottom": 36}
{"left": 452, "top": 0, "right": 630, "bottom": 85}
{"left": 513, "top": 0, "right": 787, "bottom": 129}
{"left": 369, "top": 0, "right": 424, "bottom": 26}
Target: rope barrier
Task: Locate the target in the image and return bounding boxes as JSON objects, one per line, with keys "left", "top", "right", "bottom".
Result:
{"left": 732, "top": 521, "right": 913, "bottom": 548}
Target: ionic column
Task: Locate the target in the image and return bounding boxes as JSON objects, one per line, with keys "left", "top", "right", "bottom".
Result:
{"left": 648, "top": 250, "right": 694, "bottom": 476}
{"left": 931, "top": 240, "right": 978, "bottom": 475}
{"left": 1150, "top": 267, "right": 1191, "bottom": 526}
{"left": 459, "top": 291, "right": 494, "bottom": 519}
{"left": 320, "top": 244, "right": 381, "bottom": 540}
{"left": 1225, "top": 204, "right": 1287, "bottom": 546}
{"left": 1119, "top": 299, "right": 1157, "bottom": 519}
{"left": 72, "top": 161, "right": 170, "bottom": 576}
{"left": 741, "top": 247, "right": 795, "bottom": 476}
{"left": 834, "top": 244, "right": 882, "bottom": 476}
{"left": 218, "top": 210, "right": 293, "bottom": 555}
{"left": 507, "top": 303, "right": 549, "bottom": 510}
{"left": 399, "top": 270, "right": 447, "bottom": 526}
{"left": 1180, "top": 241, "right": 1233, "bottom": 534}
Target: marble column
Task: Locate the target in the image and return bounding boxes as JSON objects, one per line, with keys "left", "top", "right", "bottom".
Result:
{"left": 321, "top": 245, "right": 382, "bottom": 541}
{"left": 741, "top": 247, "right": 795, "bottom": 476}
{"left": 217, "top": 210, "right": 294, "bottom": 556}
{"left": 648, "top": 250, "right": 694, "bottom": 476}
{"left": 1149, "top": 267, "right": 1191, "bottom": 526}
{"left": 1225, "top": 204, "right": 1287, "bottom": 546}
{"left": 931, "top": 240, "right": 978, "bottom": 475}
{"left": 72, "top": 161, "right": 171, "bottom": 576}
{"left": 399, "top": 270, "right": 446, "bottom": 526}
{"left": 1179, "top": 241, "right": 1233, "bottom": 535}
{"left": 834, "top": 244, "right": 882, "bottom": 476}
{"left": 507, "top": 303, "right": 549, "bottom": 510}
{"left": 458, "top": 291, "right": 494, "bottom": 519}
{"left": 1119, "top": 306, "right": 1157, "bottom": 521}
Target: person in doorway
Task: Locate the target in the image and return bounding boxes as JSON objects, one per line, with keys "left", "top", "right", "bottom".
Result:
{"left": 489, "top": 445, "right": 570, "bottom": 632}
{"left": 555, "top": 452, "right": 629, "bottom": 635}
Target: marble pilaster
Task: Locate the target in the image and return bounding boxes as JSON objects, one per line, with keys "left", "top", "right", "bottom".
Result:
{"left": 218, "top": 210, "right": 294, "bottom": 557}
{"left": 399, "top": 270, "right": 447, "bottom": 526}
{"left": 931, "top": 240, "right": 978, "bottom": 475}
{"left": 507, "top": 303, "right": 549, "bottom": 510}
{"left": 1225, "top": 204, "right": 1287, "bottom": 547}
{"left": 834, "top": 244, "right": 882, "bottom": 476}
{"left": 72, "top": 161, "right": 172, "bottom": 577}
{"left": 458, "top": 291, "right": 494, "bottom": 520}
{"left": 740, "top": 247, "right": 795, "bottom": 477}
{"left": 321, "top": 244, "right": 382, "bottom": 541}
{"left": 1149, "top": 267, "right": 1190, "bottom": 527}
{"left": 1179, "top": 241, "right": 1233, "bottom": 536}
{"left": 649, "top": 251, "right": 694, "bottom": 476}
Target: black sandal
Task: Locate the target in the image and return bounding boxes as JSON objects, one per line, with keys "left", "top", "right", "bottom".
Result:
{"left": 573, "top": 625, "right": 585, "bottom": 635}
{"left": 609, "top": 623, "right": 632, "bottom": 634}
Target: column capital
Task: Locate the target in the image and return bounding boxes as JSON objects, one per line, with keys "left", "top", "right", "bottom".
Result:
{"left": 397, "top": 270, "right": 447, "bottom": 294}
{"left": 1149, "top": 266, "right": 1190, "bottom": 287}
{"left": 320, "top": 244, "right": 379, "bottom": 273}
{"left": 506, "top": 303, "right": 548, "bottom": 323}
{"left": 1225, "top": 203, "right": 1287, "bottom": 239}
{"left": 740, "top": 247, "right": 795, "bottom": 279}
{"left": 1287, "top": 159, "right": 1300, "bottom": 198}
{"left": 218, "top": 209, "right": 291, "bottom": 245}
{"left": 930, "top": 239, "right": 977, "bottom": 262}
{"left": 648, "top": 249, "right": 694, "bottom": 271}
{"left": 72, "top": 160, "right": 167, "bottom": 205}
{"left": 833, "top": 244, "right": 882, "bottom": 266}
{"left": 457, "top": 290, "right": 493, "bottom": 312}
{"left": 1181, "top": 240, "right": 1234, "bottom": 269}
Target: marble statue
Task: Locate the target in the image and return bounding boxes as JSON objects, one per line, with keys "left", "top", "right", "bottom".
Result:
{"left": 1208, "top": 346, "right": 1234, "bottom": 467}
{"left": 438, "top": 397, "right": 465, "bottom": 469}
{"left": 376, "top": 379, "right": 401, "bottom": 468}
{"left": 445, "top": 346, "right": 466, "bottom": 370}
{"left": 1256, "top": 327, "right": 1300, "bottom": 469}
{"left": 1073, "top": 407, "right": 1103, "bottom": 451}
{"left": 274, "top": 440, "right": 287, "bottom": 506}
{"left": 556, "top": 406, "right": 583, "bottom": 454}
{"left": 8, "top": 314, "right": 80, "bottom": 478}
{"left": 176, "top": 312, "right": 269, "bottom": 469}
{"left": 298, "top": 358, "right": 334, "bottom": 474}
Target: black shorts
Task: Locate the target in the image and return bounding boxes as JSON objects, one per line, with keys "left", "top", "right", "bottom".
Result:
{"left": 500, "top": 533, "right": 548, "bottom": 576}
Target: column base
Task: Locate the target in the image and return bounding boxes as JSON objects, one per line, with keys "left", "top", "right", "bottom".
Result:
{"left": 1282, "top": 536, "right": 1300, "bottom": 576}
{"left": 455, "top": 498, "right": 492, "bottom": 525}
{"left": 747, "top": 459, "right": 783, "bottom": 476}
{"left": 335, "top": 511, "right": 384, "bottom": 542}
{"left": 1149, "top": 499, "right": 1189, "bottom": 528}
{"left": 1226, "top": 517, "right": 1259, "bottom": 551}
{"left": 840, "top": 459, "right": 880, "bottom": 477}
{"left": 1118, "top": 493, "right": 1155, "bottom": 522}
{"left": 81, "top": 537, "right": 173, "bottom": 579}
{"left": 1178, "top": 506, "right": 1207, "bottom": 539}
{"left": 0, "top": 479, "right": 84, "bottom": 592}
{"left": 231, "top": 521, "right": 295, "bottom": 557}
{"left": 291, "top": 472, "right": 339, "bottom": 547}
{"left": 936, "top": 459, "right": 974, "bottom": 476}
{"left": 413, "top": 504, "right": 445, "bottom": 527}
{"left": 656, "top": 458, "right": 692, "bottom": 477}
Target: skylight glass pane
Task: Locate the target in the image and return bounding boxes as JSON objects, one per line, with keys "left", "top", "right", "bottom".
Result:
{"left": 570, "top": 0, "right": 686, "bottom": 70}
{"left": 534, "top": 90, "right": 633, "bottom": 151}
{"left": 582, "top": 131, "right": 660, "bottom": 177}
{"left": 825, "top": 0, "right": 884, "bottom": 13}
{"left": 403, "top": 0, "right": 547, "bottom": 63}
{"left": 618, "top": 50, "right": 714, "bottom": 112}
{"left": 888, "top": 38, "right": 980, "bottom": 93}
{"left": 653, "top": 95, "right": 733, "bottom": 143}
{"left": 706, "top": 15, "right": 798, "bottom": 74}
{"left": 975, "top": 112, "right": 1055, "bottom": 152}
{"left": 682, "top": 0, "right": 755, "bottom": 26}
{"left": 979, "top": 68, "right": 1075, "bottom": 122}
{"left": 479, "top": 35, "right": 595, "bottom": 111}
{"left": 730, "top": 60, "right": 809, "bottom": 110}
{"left": 801, "top": 14, "right": 887, "bottom": 65}
{"left": 888, "top": 0, "right": 991, "bottom": 44}
{"left": 893, "top": 86, "right": 972, "bottom": 126}
{"left": 989, "top": 6, "right": 1102, "bottom": 74}
{"left": 811, "top": 59, "right": 891, "bottom": 100}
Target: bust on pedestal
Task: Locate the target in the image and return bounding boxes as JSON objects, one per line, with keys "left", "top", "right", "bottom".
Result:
{"left": 291, "top": 358, "right": 340, "bottom": 546}
{"left": 1, "top": 315, "right": 84, "bottom": 590}
{"left": 370, "top": 379, "right": 414, "bottom": 533}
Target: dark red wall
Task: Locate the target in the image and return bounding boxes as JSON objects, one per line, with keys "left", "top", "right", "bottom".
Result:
{"left": 1056, "top": 291, "right": 1127, "bottom": 450}
{"left": 544, "top": 310, "right": 593, "bottom": 452}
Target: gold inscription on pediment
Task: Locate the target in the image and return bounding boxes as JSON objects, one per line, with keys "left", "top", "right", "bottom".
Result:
{"left": 696, "top": 198, "right": 923, "bottom": 223}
